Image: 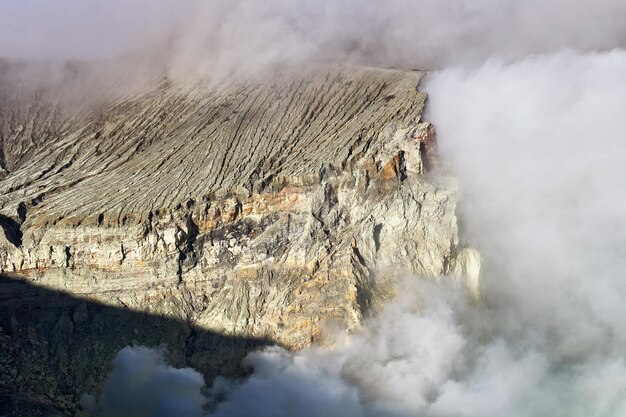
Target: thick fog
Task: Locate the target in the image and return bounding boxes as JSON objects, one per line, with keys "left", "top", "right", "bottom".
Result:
{"left": 3, "top": 0, "right": 625, "bottom": 415}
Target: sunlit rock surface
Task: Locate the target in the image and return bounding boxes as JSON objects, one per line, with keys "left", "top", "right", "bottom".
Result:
{"left": 0, "top": 66, "right": 477, "bottom": 413}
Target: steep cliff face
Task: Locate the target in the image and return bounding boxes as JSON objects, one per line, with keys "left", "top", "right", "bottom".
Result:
{"left": 0, "top": 66, "right": 478, "bottom": 413}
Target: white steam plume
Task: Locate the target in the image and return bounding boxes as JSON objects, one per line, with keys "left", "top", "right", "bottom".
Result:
{"left": 87, "top": 347, "right": 206, "bottom": 417}
{"left": 427, "top": 50, "right": 626, "bottom": 364}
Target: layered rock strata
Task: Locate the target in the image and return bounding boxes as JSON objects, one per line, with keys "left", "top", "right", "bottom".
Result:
{"left": 0, "top": 66, "right": 479, "bottom": 413}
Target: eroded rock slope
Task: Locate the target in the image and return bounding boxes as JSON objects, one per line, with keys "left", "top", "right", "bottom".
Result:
{"left": 0, "top": 66, "right": 479, "bottom": 413}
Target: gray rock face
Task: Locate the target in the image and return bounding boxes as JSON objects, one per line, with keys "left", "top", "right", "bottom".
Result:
{"left": 0, "top": 66, "right": 478, "bottom": 413}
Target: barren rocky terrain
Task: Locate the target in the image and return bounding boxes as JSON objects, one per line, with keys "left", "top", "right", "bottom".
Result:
{"left": 0, "top": 66, "right": 479, "bottom": 415}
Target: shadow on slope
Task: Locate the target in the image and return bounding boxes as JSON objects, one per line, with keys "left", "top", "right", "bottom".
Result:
{"left": 0, "top": 273, "right": 270, "bottom": 416}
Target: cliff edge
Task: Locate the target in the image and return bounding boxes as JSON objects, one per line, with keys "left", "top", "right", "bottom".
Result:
{"left": 0, "top": 66, "right": 479, "bottom": 414}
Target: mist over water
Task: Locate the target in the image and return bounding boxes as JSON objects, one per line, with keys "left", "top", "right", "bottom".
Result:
{"left": 3, "top": 0, "right": 626, "bottom": 415}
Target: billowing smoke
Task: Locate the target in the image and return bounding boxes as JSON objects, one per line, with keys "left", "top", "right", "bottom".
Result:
{"left": 85, "top": 347, "right": 206, "bottom": 417}
{"left": 427, "top": 50, "right": 626, "bottom": 364}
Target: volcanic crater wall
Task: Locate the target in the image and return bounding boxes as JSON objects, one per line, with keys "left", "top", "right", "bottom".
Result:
{"left": 0, "top": 66, "right": 479, "bottom": 414}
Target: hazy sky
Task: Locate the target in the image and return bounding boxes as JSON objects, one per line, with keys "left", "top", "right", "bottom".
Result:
{"left": 0, "top": 0, "right": 189, "bottom": 60}
{"left": 2, "top": 0, "right": 626, "bottom": 74}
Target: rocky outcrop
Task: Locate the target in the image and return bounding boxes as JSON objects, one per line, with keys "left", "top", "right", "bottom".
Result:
{"left": 0, "top": 66, "right": 479, "bottom": 413}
